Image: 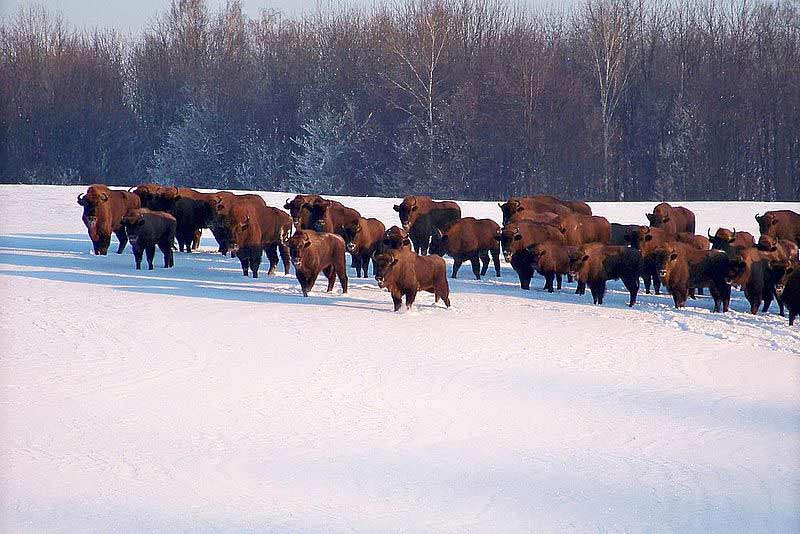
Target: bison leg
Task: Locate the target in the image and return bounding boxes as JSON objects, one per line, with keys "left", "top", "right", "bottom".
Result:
{"left": 697, "top": 287, "right": 704, "bottom": 296}
{"left": 114, "top": 227, "right": 128, "bottom": 254}
{"left": 279, "top": 244, "right": 291, "bottom": 275}
{"left": 451, "top": 258, "right": 463, "bottom": 279}
{"left": 391, "top": 293, "right": 403, "bottom": 312}
{"left": 721, "top": 284, "right": 731, "bottom": 313}
{"left": 240, "top": 257, "right": 250, "bottom": 276}
{"left": 99, "top": 234, "right": 111, "bottom": 255}
{"left": 653, "top": 271, "right": 662, "bottom": 295}
{"left": 323, "top": 266, "right": 336, "bottom": 292}
{"left": 337, "top": 262, "right": 348, "bottom": 293}
{"left": 491, "top": 248, "right": 501, "bottom": 277}
{"left": 158, "top": 241, "right": 172, "bottom": 268}
{"left": 642, "top": 272, "right": 652, "bottom": 294}
{"left": 469, "top": 254, "right": 481, "bottom": 280}
{"left": 405, "top": 290, "right": 417, "bottom": 309}
{"left": 133, "top": 246, "right": 143, "bottom": 270}
{"left": 543, "top": 272, "right": 555, "bottom": 293}
{"left": 146, "top": 245, "right": 156, "bottom": 270}
{"left": 556, "top": 273, "right": 562, "bottom": 290}
{"left": 192, "top": 229, "right": 202, "bottom": 250}
{"left": 250, "top": 253, "right": 262, "bottom": 279}
{"left": 777, "top": 295, "right": 785, "bottom": 317}
{"left": 623, "top": 276, "right": 639, "bottom": 307}
{"left": 479, "top": 251, "right": 490, "bottom": 276}
{"left": 790, "top": 310, "right": 796, "bottom": 326}
{"left": 265, "top": 244, "right": 279, "bottom": 276}
{"left": 353, "top": 255, "right": 362, "bottom": 278}
{"left": 296, "top": 272, "right": 309, "bottom": 297}
{"left": 709, "top": 284, "right": 722, "bottom": 313}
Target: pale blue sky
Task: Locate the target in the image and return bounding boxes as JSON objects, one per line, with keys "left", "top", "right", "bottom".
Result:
{"left": 1, "top": 0, "right": 576, "bottom": 34}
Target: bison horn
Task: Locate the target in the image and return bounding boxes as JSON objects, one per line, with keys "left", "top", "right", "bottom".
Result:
{"left": 100, "top": 193, "right": 109, "bottom": 201}
{"left": 644, "top": 226, "right": 650, "bottom": 234}
{"left": 127, "top": 186, "right": 135, "bottom": 192}
{"left": 77, "top": 193, "right": 85, "bottom": 203}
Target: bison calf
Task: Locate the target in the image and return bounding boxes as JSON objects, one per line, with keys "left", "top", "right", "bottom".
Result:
{"left": 343, "top": 217, "right": 385, "bottom": 278}
{"left": 527, "top": 242, "right": 571, "bottom": 292}
{"left": 775, "top": 265, "right": 800, "bottom": 325}
{"left": 287, "top": 230, "right": 348, "bottom": 297}
{"left": 374, "top": 250, "right": 450, "bottom": 311}
{"left": 121, "top": 209, "right": 176, "bottom": 270}
{"left": 570, "top": 246, "right": 641, "bottom": 306}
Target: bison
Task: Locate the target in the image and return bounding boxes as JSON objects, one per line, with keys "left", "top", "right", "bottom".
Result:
{"left": 428, "top": 217, "right": 501, "bottom": 279}
{"left": 725, "top": 246, "right": 776, "bottom": 315}
{"left": 658, "top": 244, "right": 734, "bottom": 312}
{"left": 393, "top": 196, "right": 461, "bottom": 255}
{"left": 224, "top": 202, "right": 292, "bottom": 278}
{"left": 498, "top": 197, "right": 572, "bottom": 225}
{"left": 557, "top": 213, "right": 611, "bottom": 247}
{"left": 570, "top": 246, "right": 641, "bottom": 306}
{"left": 121, "top": 209, "right": 176, "bottom": 270}
{"left": 775, "top": 264, "right": 800, "bottom": 325}
{"left": 646, "top": 203, "right": 696, "bottom": 235}
{"left": 145, "top": 186, "right": 215, "bottom": 252}
{"left": 287, "top": 230, "right": 348, "bottom": 297}
{"left": 77, "top": 184, "right": 141, "bottom": 255}
{"left": 309, "top": 200, "right": 362, "bottom": 237}
{"left": 708, "top": 227, "right": 755, "bottom": 253}
{"left": 383, "top": 225, "right": 412, "bottom": 251}
{"left": 756, "top": 210, "right": 800, "bottom": 245}
{"left": 610, "top": 223, "right": 639, "bottom": 246}
{"left": 283, "top": 194, "right": 324, "bottom": 229}
{"left": 495, "top": 221, "right": 566, "bottom": 290}
{"left": 374, "top": 249, "right": 450, "bottom": 311}
{"left": 527, "top": 242, "right": 571, "bottom": 292}
{"left": 342, "top": 217, "right": 386, "bottom": 278}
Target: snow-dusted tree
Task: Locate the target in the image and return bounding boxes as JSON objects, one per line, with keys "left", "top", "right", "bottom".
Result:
{"left": 289, "top": 104, "right": 374, "bottom": 194}
{"left": 148, "top": 98, "right": 229, "bottom": 187}
{"left": 655, "top": 103, "right": 694, "bottom": 201}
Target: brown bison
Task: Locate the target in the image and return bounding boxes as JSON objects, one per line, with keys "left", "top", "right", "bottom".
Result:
{"left": 498, "top": 197, "right": 572, "bottom": 225}
{"left": 383, "top": 226, "right": 412, "bottom": 251}
{"left": 374, "top": 249, "right": 450, "bottom": 311}
{"left": 658, "top": 244, "right": 735, "bottom": 312}
{"left": 211, "top": 192, "right": 270, "bottom": 255}
{"left": 757, "top": 235, "right": 799, "bottom": 261}
{"left": 527, "top": 242, "right": 571, "bottom": 292}
{"left": 646, "top": 203, "right": 696, "bottom": 235}
{"left": 287, "top": 230, "right": 348, "bottom": 296}
{"left": 610, "top": 223, "right": 639, "bottom": 245}
{"left": 775, "top": 264, "right": 800, "bottom": 325}
{"left": 675, "top": 233, "right": 710, "bottom": 251}
{"left": 121, "top": 209, "right": 176, "bottom": 270}
{"left": 283, "top": 194, "right": 324, "bottom": 229}
{"left": 309, "top": 200, "right": 362, "bottom": 236}
{"left": 428, "top": 217, "right": 501, "bottom": 279}
{"left": 393, "top": 196, "right": 461, "bottom": 255}
{"left": 224, "top": 201, "right": 292, "bottom": 278}
{"left": 570, "top": 245, "right": 641, "bottom": 306}
{"left": 144, "top": 186, "right": 216, "bottom": 252}
{"left": 756, "top": 210, "right": 800, "bottom": 245}
{"left": 708, "top": 228, "right": 755, "bottom": 253}
{"left": 495, "top": 221, "right": 566, "bottom": 290}
{"left": 626, "top": 225, "right": 677, "bottom": 295}
{"left": 557, "top": 213, "right": 611, "bottom": 247}
{"left": 342, "top": 217, "right": 386, "bottom": 278}
{"left": 77, "top": 184, "right": 141, "bottom": 255}
{"left": 724, "top": 246, "right": 777, "bottom": 315}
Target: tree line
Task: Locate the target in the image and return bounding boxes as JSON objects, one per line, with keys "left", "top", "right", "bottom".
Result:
{"left": 1, "top": 0, "right": 798, "bottom": 201}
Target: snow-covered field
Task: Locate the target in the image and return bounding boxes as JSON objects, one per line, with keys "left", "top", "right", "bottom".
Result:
{"left": 1, "top": 185, "right": 799, "bottom": 533}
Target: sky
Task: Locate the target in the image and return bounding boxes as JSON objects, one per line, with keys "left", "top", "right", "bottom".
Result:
{"left": 0, "top": 0, "right": 576, "bottom": 34}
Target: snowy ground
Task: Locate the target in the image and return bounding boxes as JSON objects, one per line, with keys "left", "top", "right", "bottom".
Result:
{"left": 1, "top": 185, "right": 799, "bottom": 533}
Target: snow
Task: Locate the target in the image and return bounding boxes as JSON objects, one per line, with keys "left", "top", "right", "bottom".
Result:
{"left": 1, "top": 185, "right": 798, "bottom": 533}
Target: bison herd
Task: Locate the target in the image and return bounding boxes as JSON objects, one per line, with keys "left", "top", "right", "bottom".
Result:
{"left": 77, "top": 184, "right": 800, "bottom": 325}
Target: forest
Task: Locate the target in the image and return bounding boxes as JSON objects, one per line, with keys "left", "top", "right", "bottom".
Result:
{"left": 1, "top": 0, "right": 798, "bottom": 200}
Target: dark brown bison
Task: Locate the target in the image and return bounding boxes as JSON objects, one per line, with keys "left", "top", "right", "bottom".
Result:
{"left": 757, "top": 235, "right": 799, "bottom": 261}
{"left": 224, "top": 201, "right": 292, "bottom": 278}
{"left": 756, "top": 210, "right": 800, "bottom": 245}
{"left": 626, "top": 225, "right": 677, "bottom": 294}
{"left": 527, "top": 242, "right": 571, "bottom": 292}
{"left": 755, "top": 236, "right": 799, "bottom": 316}
{"left": 374, "top": 249, "right": 450, "bottom": 311}
{"left": 129, "top": 183, "right": 162, "bottom": 208}
{"left": 428, "top": 217, "right": 501, "bottom": 279}
{"left": 557, "top": 213, "right": 611, "bottom": 247}
{"left": 775, "top": 264, "right": 800, "bottom": 325}
{"left": 210, "top": 192, "right": 269, "bottom": 255}
{"left": 121, "top": 209, "right": 176, "bottom": 270}
{"left": 382, "top": 226, "right": 412, "bottom": 251}
{"left": 498, "top": 197, "right": 572, "bottom": 225}
{"left": 610, "top": 223, "right": 638, "bottom": 245}
{"left": 144, "top": 186, "right": 216, "bottom": 252}
{"left": 283, "top": 194, "right": 324, "bottom": 229}
{"left": 569, "top": 246, "right": 641, "bottom": 306}
{"left": 342, "top": 217, "right": 386, "bottom": 278}
{"left": 393, "top": 196, "right": 461, "bottom": 255}
{"left": 658, "top": 244, "right": 735, "bottom": 312}
{"left": 309, "top": 200, "right": 362, "bottom": 236}
{"left": 495, "top": 221, "right": 566, "bottom": 290}
{"left": 724, "top": 246, "right": 777, "bottom": 315}
{"left": 708, "top": 228, "right": 755, "bottom": 253}
{"left": 287, "top": 230, "right": 348, "bottom": 296}
{"left": 77, "top": 184, "right": 141, "bottom": 255}
{"left": 646, "top": 203, "right": 696, "bottom": 235}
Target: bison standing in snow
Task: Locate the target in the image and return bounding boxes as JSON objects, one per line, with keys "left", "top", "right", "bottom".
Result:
{"left": 393, "top": 196, "right": 461, "bottom": 255}
{"left": 428, "top": 217, "right": 501, "bottom": 279}
{"left": 287, "top": 230, "right": 348, "bottom": 297}
{"left": 374, "top": 249, "right": 450, "bottom": 311}
{"left": 78, "top": 184, "right": 141, "bottom": 255}
{"left": 121, "top": 209, "right": 176, "bottom": 270}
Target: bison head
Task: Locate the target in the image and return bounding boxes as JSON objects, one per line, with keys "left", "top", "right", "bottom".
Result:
{"left": 121, "top": 211, "right": 148, "bottom": 247}
{"left": 394, "top": 196, "right": 420, "bottom": 231}
{"left": 310, "top": 200, "right": 332, "bottom": 232}
{"left": 494, "top": 224, "right": 523, "bottom": 263}
{"left": 287, "top": 231, "right": 313, "bottom": 268}
{"left": 342, "top": 220, "right": 361, "bottom": 254}
{"left": 755, "top": 212, "right": 778, "bottom": 235}
{"left": 428, "top": 229, "right": 449, "bottom": 257}
{"left": 757, "top": 234, "right": 779, "bottom": 252}
{"left": 373, "top": 251, "right": 400, "bottom": 289}
{"left": 383, "top": 226, "right": 411, "bottom": 250}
